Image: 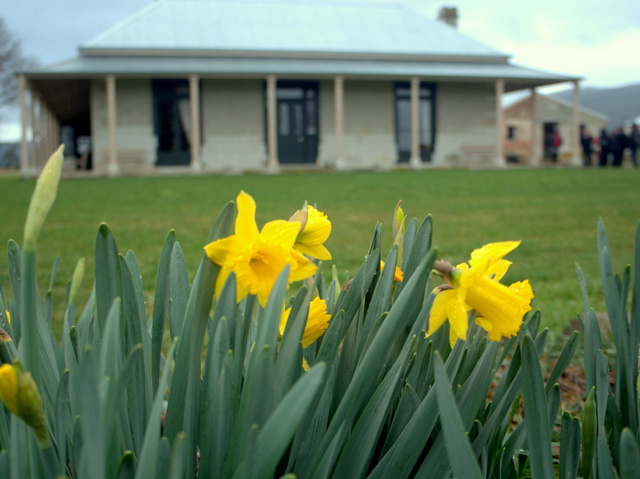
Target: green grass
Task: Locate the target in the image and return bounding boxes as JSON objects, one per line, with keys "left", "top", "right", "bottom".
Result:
{"left": 1, "top": 167, "right": 639, "bottom": 338}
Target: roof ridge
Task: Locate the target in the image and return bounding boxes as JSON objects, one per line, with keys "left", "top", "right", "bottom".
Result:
{"left": 82, "top": 0, "right": 167, "bottom": 48}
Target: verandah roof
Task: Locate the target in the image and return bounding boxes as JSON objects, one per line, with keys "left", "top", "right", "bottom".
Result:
{"left": 24, "top": 55, "right": 577, "bottom": 92}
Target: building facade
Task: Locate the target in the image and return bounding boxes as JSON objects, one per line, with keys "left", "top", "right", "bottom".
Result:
{"left": 18, "top": 1, "right": 581, "bottom": 176}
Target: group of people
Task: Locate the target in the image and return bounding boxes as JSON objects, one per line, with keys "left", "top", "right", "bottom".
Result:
{"left": 581, "top": 124, "right": 640, "bottom": 167}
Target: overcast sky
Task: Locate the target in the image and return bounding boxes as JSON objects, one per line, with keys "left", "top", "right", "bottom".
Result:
{"left": 2, "top": 0, "right": 640, "bottom": 139}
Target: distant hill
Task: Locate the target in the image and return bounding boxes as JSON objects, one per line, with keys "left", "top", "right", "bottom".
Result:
{"left": 550, "top": 82, "right": 640, "bottom": 130}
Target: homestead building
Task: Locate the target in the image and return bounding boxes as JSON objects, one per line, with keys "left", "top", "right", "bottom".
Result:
{"left": 17, "top": 0, "right": 581, "bottom": 176}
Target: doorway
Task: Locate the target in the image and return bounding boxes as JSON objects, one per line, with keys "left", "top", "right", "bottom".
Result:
{"left": 269, "top": 81, "right": 319, "bottom": 164}
{"left": 152, "top": 80, "right": 193, "bottom": 166}
{"left": 395, "top": 82, "right": 436, "bottom": 163}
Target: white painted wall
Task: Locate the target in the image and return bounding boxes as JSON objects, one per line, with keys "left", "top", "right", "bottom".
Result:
{"left": 432, "top": 82, "right": 498, "bottom": 167}
{"left": 90, "top": 78, "right": 155, "bottom": 174}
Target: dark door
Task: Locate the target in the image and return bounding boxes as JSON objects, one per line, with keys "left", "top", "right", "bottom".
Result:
{"left": 395, "top": 82, "right": 436, "bottom": 163}
{"left": 153, "top": 80, "right": 191, "bottom": 166}
{"left": 543, "top": 122, "right": 557, "bottom": 160}
{"left": 274, "top": 82, "right": 319, "bottom": 164}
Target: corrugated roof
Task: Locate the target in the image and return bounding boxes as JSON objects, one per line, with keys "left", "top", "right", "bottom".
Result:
{"left": 24, "top": 55, "right": 577, "bottom": 91}
{"left": 81, "top": 0, "right": 508, "bottom": 60}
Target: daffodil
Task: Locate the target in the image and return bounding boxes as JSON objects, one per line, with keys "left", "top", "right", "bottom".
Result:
{"left": 290, "top": 204, "right": 332, "bottom": 260}
{"left": 205, "top": 191, "right": 317, "bottom": 307}
{"left": 429, "top": 241, "right": 533, "bottom": 347}
{"left": 279, "top": 297, "right": 331, "bottom": 349}
{"left": 0, "top": 362, "right": 48, "bottom": 445}
{"left": 380, "top": 260, "right": 403, "bottom": 282}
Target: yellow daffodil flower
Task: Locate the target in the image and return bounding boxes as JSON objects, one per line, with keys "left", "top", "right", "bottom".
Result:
{"left": 4, "top": 311, "right": 9, "bottom": 325}
{"left": 380, "top": 260, "right": 403, "bottom": 282}
{"left": 0, "top": 362, "right": 48, "bottom": 445}
{"left": 205, "top": 191, "right": 317, "bottom": 307}
{"left": 429, "top": 241, "right": 533, "bottom": 347}
{"left": 279, "top": 297, "right": 331, "bottom": 349}
{"left": 291, "top": 205, "right": 332, "bottom": 260}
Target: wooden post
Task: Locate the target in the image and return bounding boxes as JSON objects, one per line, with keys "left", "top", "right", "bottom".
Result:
{"left": 30, "top": 89, "right": 37, "bottom": 170}
{"left": 409, "top": 77, "right": 421, "bottom": 168}
{"left": 189, "top": 74, "right": 201, "bottom": 170}
{"left": 334, "top": 75, "right": 345, "bottom": 169}
{"left": 106, "top": 74, "right": 119, "bottom": 175}
{"left": 571, "top": 80, "right": 581, "bottom": 166}
{"left": 39, "top": 99, "right": 46, "bottom": 168}
{"left": 529, "top": 87, "right": 539, "bottom": 166}
{"left": 266, "top": 75, "right": 279, "bottom": 172}
{"left": 18, "top": 75, "right": 30, "bottom": 176}
{"left": 495, "top": 79, "right": 506, "bottom": 167}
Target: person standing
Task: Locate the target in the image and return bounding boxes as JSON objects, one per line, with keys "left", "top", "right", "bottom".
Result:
{"left": 599, "top": 128, "right": 611, "bottom": 167}
{"left": 581, "top": 128, "right": 593, "bottom": 166}
{"left": 630, "top": 123, "right": 640, "bottom": 167}
{"left": 611, "top": 127, "right": 628, "bottom": 167}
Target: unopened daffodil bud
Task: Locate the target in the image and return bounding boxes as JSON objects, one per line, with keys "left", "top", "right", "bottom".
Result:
{"left": 23, "top": 145, "right": 65, "bottom": 252}
{"left": 68, "top": 257, "right": 85, "bottom": 305}
{"left": 392, "top": 200, "right": 405, "bottom": 240}
{"left": 0, "top": 361, "right": 49, "bottom": 445}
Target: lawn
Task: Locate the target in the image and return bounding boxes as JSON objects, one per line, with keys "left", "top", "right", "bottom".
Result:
{"left": 1, "top": 167, "right": 639, "bottom": 338}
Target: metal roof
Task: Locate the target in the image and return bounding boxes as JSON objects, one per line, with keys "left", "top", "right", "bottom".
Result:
{"left": 80, "top": 0, "right": 508, "bottom": 60}
{"left": 25, "top": 55, "right": 578, "bottom": 91}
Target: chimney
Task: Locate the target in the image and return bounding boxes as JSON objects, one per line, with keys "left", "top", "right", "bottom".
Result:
{"left": 437, "top": 6, "right": 459, "bottom": 29}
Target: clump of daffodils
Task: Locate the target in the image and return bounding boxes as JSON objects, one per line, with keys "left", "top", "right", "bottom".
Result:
{"left": 205, "top": 191, "right": 333, "bottom": 342}
{"left": 429, "top": 241, "right": 534, "bottom": 347}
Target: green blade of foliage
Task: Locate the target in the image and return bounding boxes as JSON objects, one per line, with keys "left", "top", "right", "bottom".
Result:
{"left": 581, "top": 387, "right": 597, "bottom": 479}
{"left": 307, "top": 249, "right": 435, "bottom": 477}
{"left": 521, "top": 334, "right": 554, "bottom": 479}
{"left": 595, "top": 349, "right": 610, "bottom": 430}
{"left": 18, "top": 250, "right": 40, "bottom": 385}
{"left": 95, "top": 223, "right": 123, "bottom": 336}
{"left": 289, "top": 366, "right": 337, "bottom": 478}
{"left": 596, "top": 426, "right": 617, "bottom": 479}
{"left": 332, "top": 249, "right": 380, "bottom": 339}
{"left": 120, "top": 255, "right": 152, "bottom": 454}
{"left": 168, "top": 433, "right": 187, "bottom": 479}
{"left": 401, "top": 215, "right": 432, "bottom": 285}
{"left": 224, "top": 344, "right": 276, "bottom": 479}
{"left": 79, "top": 349, "right": 105, "bottom": 479}
{"left": 433, "top": 352, "right": 482, "bottom": 479}
{"left": 54, "top": 370, "right": 70, "bottom": 474}
{"left": 245, "top": 363, "right": 326, "bottom": 479}
{"left": 116, "top": 451, "right": 136, "bottom": 479}
{"left": 619, "top": 428, "right": 640, "bottom": 479}
{"left": 169, "top": 242, "right": 190, "bottom": 340}
{"left": 163, "top": 202, "right": 234, "bottom": 476}
{"left": 414, "top": 340, "right": 498, "bottom": 478}
{"left": 332, "top": 336, "right": 414, "bottom": 479}
{"left": 151, "top": 230, "right": 176, "bottom": 395}
{"left": 583, "top": 309, "right": 603, "bottom": 394}
{"left": 357, "top": 245, "right": 398, "bottom": 361}
{"left": 6, "top": 240, "right": 22, "bottom": 345}
{"left": 135, "top": 339, "right": 178, "bottom": 479}
{"left": 560, "top": 413, "right": 581, "bottom": 479}
{"left": 545, "top": 330, "right": 579, "bottom": 395}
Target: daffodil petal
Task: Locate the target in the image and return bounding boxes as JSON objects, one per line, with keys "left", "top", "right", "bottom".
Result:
{"left": 447, "top": 296, "right": 469, "bottom": 343}
{"left": 294, "top": 242, "right": 332, "bottom": 261}
{"left": 429, "top": 289, "right": 455, "bottom": 336}
{"left": 235, "top": 191, "right": 260, "bottom": 241}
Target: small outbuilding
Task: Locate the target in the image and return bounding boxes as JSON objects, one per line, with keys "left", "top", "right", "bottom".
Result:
{"left": 503, "top": 93, "right": 608, "bottom": 165}
{"left": 17, "top": 0, "right": 581, "bottom": 176}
